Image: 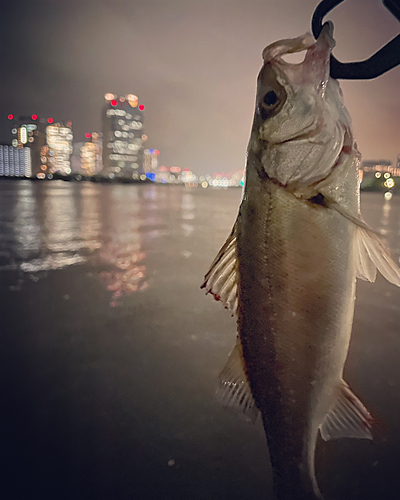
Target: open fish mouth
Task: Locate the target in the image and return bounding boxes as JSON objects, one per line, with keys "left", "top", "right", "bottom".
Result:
{"left": 262, "top": 22, "right": 335, "bottom": 67}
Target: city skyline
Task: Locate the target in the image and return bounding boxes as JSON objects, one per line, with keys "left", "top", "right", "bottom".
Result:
{"left": 2, "top": 0, "right": 400, "bottom": 175}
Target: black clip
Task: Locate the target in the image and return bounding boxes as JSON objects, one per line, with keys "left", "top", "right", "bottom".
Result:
{"left": 312, "top": 0, "right": 400, "bottom": 79}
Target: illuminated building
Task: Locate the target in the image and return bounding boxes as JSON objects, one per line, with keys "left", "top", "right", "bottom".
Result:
{"left": 360, "top": 159, "right": 400, "bottom": 176}
{"left": 8, "top": 114, "right": 46, "bottom": 177}
{"left": 102, "top": 93, "right": 145, "bottom": 179}
{"left": 143, "top": 148, "right": 160, "bottom": 174}
{"left": 0, "top": 145, "right": 31, "bottom": 177}
{"left": 81, "top": 142, "right": 96, "bottom": 175}
{"left": 81, "top": 132, "right": 103, "bottom": 176}
{"left": 359, "top": 159, "right": 399, "bottom": 191}
{"left": 44, "top": 123, "right": 73, "bottom": 175}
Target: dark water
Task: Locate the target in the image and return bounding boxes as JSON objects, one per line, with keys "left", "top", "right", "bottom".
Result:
{"left": 0, "top": 180, "right": 400, "bottom": 500}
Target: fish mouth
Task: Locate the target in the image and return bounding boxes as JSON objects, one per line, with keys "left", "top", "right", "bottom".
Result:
{"left": 262, "top": 22, "right": 335, "bottom": 67}
{"left": 258, "top": 23, "right": 336, "bottom": 145}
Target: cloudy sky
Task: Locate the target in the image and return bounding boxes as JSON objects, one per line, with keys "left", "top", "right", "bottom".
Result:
{"left": 2, "top": 0, "right": 400, "bottom": 174}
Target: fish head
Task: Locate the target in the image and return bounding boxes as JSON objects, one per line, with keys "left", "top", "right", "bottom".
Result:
{"left": 250, "top": 22, "right": 354, "bottom": 188}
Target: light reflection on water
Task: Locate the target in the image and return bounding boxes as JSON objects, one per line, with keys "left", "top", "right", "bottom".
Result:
{"left": 2, "top": 181, "right": 400, "bottom": 499}
{"left": 0, "top": 181, "right": 203, "bottom": 306}
{"left": 98, "top": 185, "right": 148, "bottom": 306}
{"left": 1, "top": 181, "right": 400, "bottom": 307}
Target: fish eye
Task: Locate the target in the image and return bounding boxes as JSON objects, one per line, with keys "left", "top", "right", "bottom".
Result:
{"left": 258, "top": 87, "right": 284, "bottom": 120}
{"left": 264, "top": 90, "right": 278, "bottom": 107}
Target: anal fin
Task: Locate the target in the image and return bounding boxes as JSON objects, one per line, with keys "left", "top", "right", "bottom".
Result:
{"left": 216, "top": 340, "right": 259, "bottom": 424}
{"left": 320, "top": 380, "right": 373, "bottom": 441}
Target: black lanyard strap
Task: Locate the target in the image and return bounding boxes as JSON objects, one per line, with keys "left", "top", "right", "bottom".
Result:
{"left": 311, "top": 0, "right": 400, "bottom": 79}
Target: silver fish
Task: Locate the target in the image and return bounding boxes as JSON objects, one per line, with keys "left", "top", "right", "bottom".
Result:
{"left": 202, "top": 23, "right": 400, "bottom": 500}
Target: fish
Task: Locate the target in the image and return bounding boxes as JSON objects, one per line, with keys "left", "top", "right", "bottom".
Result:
{"left": 201, "top": 22, "right": 400, "bottom": 500}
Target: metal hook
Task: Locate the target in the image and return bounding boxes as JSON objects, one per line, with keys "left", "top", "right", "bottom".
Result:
{"left": 311, "top": 0, "right": 400, "bottom": 79}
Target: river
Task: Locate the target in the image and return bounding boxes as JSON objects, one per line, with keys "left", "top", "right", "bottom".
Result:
{"left": 1, "top": 180, "right": 400, "bottom": 499}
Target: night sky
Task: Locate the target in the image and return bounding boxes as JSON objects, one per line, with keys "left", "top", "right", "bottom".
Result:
{"left": 2, "top": 0, "right": 400, "bottom": 174}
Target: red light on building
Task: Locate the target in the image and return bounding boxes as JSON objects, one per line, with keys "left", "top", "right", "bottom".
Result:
{"left": 183, "top": 168, "right": 189, "bottom": 172}
{"left": 47, "top": 118, "right": 53, "bottom": 124}
{"left": 154, "top": 150, "right": 160, "bottom": 155}
{"left": 85, "top": 132, "right": 91, "bottom": 139}
{"left": 138, "top": 104, "right": 145, "bottom": 111}
{"left": 32, "top": 114, "right": 38, "bottom": 120}
{"left": 111, "top": 100, "right": 117, "bottom": 106}
{"left": 66, "top": 121, "right": 72, "bottom": 127}
{"left": 8, "top": 114, "right": 13, "bottom": 120}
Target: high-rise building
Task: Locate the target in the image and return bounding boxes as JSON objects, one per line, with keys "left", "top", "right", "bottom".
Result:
{"left": 44, "top": 123, "right": 73, "bottom": 175}
{"left": 102, "top": 93, "right": 145, "bottom": 179}
{"left": 0, "top": 145, "right": 31, "bottom": 177}
{"left": 143, "top": 148, "right": 160, "bottom": 179}
{"left": 81, "top": 132, "right": 103, "bottom": 176}
{"left": 8, "top": 114, "right": 46, "bottom": 177}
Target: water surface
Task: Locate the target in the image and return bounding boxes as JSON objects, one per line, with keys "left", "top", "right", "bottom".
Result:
{"left": 1, "top": 180, "right": 400, "bottom": 499}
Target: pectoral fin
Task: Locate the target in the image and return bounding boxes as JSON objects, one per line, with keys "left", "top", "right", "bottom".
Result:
{"left": 353, "top": 225, "right": 400, "bottom": 286}
{"left": 201, "top": 223, "right": 238, "bottom": 316}
{"left": 324, "top": 195, "right": 400, "bottom": 286}
{"left": 320, "top": 380, "right": 373, "bottom": 441}
{"left": 216, "top": 340, "right": 259, "bottom": 423}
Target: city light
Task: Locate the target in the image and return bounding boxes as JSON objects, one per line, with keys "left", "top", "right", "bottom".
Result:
{"left": 32, "top": 114, "right": 37, "bottom": 120}
{"left": 85, "top": 132, "right": 91, "bottom": 139}
{"left": 47, "top": 117, "right": 53, "bottom": 123}
{"left": 111, "top": 100, "right": 117, "bottom": 106}
{"left": 385, "top": 192, "right": 393, "bottom": 200}
{"left": 138, "top": 104, "right": 145, "bottom": 111}
{"left": 8, "top": 114, "right": 13, "bottom": 120}
{"left": 20, "top": 126, "right": 27, "bottom": 144}
{"left": 104, "top": 93, "right": 115, "bottom": 100}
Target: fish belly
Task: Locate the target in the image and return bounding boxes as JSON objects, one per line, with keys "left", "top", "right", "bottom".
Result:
{"left": 237, "top": 179, "right": 355, "bottom": 499}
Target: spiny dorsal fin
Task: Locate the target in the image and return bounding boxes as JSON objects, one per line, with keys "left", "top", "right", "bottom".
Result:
{"left": 201, "top": 223, "right": 238, "bottom": 317}
{"left": 216, "top": 341, "right": 259, "bottom": 424}
{"left": 320, "top": 380, "right": 373, "bottom": 441}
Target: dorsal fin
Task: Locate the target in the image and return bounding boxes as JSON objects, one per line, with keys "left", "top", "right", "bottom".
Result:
{"left": 216, "top": 340, "right": 259, "bottom": 423}
{"left": 201, "top": 223, "right": 239, "bottom": 317}
{"left": 320, "top": 380, "right": 373, "bottom": 441}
